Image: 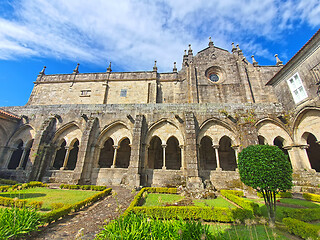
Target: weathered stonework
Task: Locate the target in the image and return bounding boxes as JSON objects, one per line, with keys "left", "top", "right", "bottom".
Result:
{"left": 1, "top": 32, "right": 320, "bottom": 189}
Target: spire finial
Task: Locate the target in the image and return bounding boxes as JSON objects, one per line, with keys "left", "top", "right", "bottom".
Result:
{"left": 236, "top": 44, "right": 243, "bottom": 55}
{"left": 184, "top": 50, "right": 187, "bottom": 55}
{"left": 188, "top": 44, "right": 193, "bottom": 55}
{"left": 73, "top": 63, "right": 80, "bottom": 74}
{"left": 39, "top": 66, "right": 46, "bottom": 75}
{"left": 251, "top": 55, "right": 258, "bottom": 66}
{"left": 153, "top": 60, "right": 157, "bottom": 72}
{"left": 107, "top": 62, "right": 112, "bottom": 73}
{"left": 173, "top": 62, "right": 177, "bottom": 73}
{"left": 209, "top": 37, "right": 214, "bottom": 47}
{"left": 275, "top": 54, "right": 283, "bottom": 66}
{"left": 231, "top": 42, "right": 237, "bottom": 52}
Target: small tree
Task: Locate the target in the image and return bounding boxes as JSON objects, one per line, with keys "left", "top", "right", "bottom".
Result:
{"left": 238, "top": 145, "right": 292, "bottom": 223}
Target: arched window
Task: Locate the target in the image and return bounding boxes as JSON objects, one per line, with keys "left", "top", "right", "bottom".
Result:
{"left": 199, "top": 136, "right": 216, "bottom": 170}
{"left": 218, "top": 136, "right": 237, "bottom": 171}
{"left": 148, "top": 136, "right": 163, "bottom": 169}
{"left": 115, "top": 138, "right": 131, "bottom": 168}
{"left": 53, "top": 140, "right": 67, "bottom": 169}
{"left": 66, "top": 139, "right": 79, "bottom": 170}
{"left": 166, "top": 136, "right": 181, "bottom": 170}
{"left": 273, "top": 136, "right": 291, "bottom": 164}
{"left": 306, "top": 133, "right": 320, "bottom": 172}
{"left": 8, "top": 140, "right": 23, "bottom": 169}
{"left": 258, "top": 135, "right": 266, "bottom": 145}
{"left": 21, "top": 139, "right": 34, "bottom": 169}
{"left": 98, "top": 138, "right": 114, "bottom": 168}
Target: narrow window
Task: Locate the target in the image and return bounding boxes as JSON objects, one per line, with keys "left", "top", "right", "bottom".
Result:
{"left": 286, "top": 73, "right": 307, "bottom": 103}
{"left": 80, "top": 90, "right": 91, "bottom": 97}
{"left": 120, "top": 89, "right": 127, "bottom": 97}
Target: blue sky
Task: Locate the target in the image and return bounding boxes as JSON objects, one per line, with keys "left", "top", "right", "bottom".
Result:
{"left": 0, "top": 0, "right": 320, "bottom": 107}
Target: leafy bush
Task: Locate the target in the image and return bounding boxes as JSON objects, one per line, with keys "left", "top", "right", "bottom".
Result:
{"left": 282, "top": 208, "right": 320, "bottom": 222}
{"left": 0, "top": 207, "right": 40, "bottom": 239}
{"left": 0, "top": 178, "right": 18, "bottom": 185}
{"left": 28, "top": 201, "right": 43, "bottom": 210}
{"left": 238, "top": 145, "right": 292, "bottom": 223}
{"left": 283, "top": 217, "right": 320, "bottom": 240}
{"left": 96, "top": 213, "right": 214, "bottom": 240}
{"left": 59, "top": 184, "right": 107, "bottom": 191}
{"left": 0, "top": 196, "right": 27, "bottom": 208}
{"left": 303, "top": 193, "right": 320, "bottom": 202}
{"left": 132, "top": 206, "right": 252, "bottom": 222}
{"left": 220, "top": 190, "right": 260, "bottom": 215}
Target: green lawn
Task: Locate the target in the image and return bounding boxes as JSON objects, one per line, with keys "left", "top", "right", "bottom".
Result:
{"left": 0, "top": 187, "right": 98, "bottom": 211}
{"left": 194, "top": 196, "right": 237, "bottom": 208}
{"left": 208, "top": 223, "right": 291, "bottom": 239}
{"left": 247, "top": 197, "right": 320, "bottom": 221}
{"left": 142, "top": 193, "right": 236, "bottom": 208}
{"left": 143, "top": 193, "right": 184, "bottom": 206}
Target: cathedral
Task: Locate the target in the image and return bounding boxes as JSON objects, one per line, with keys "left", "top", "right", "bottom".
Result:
{"left": 0, "top": 30, "right": 319, "bottom": 189}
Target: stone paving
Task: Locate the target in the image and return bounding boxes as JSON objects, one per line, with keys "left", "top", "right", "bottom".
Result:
{"left": 26, "top": 186, "right": 135, "bottom": 240}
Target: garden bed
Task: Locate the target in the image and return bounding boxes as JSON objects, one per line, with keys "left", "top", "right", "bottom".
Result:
{"left": 0, "top": 187, "right": 99, "bottom": 211}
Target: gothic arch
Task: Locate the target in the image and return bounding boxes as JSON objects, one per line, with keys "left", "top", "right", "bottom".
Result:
{"left": 198, "top": 119, "right": 238, "bottom": 145}
{"left": 293, "top": 108, "right": 320, "bottom": 144}
{"left": 97, "top": 122, "right": 132, "bottom": 147}
{"left": 256, "top": 119, "right": 293, "bottom": 146}
{"left": 145, "top": 119, "right": 184, "bottom": 146}
{"left": 52, "top": 123, "right": 82, "bottom": 147}
{"left": 7, "top": 124, "right": 35, "bottom": 147}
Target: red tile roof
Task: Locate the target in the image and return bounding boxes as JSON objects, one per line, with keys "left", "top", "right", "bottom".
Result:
{"left": 0, "top": 109, "right": 20, "bottom": 120}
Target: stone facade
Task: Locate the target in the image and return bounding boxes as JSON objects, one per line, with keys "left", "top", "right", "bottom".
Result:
{"left": 0, "top": 32, "right": 320, "bottom": 189}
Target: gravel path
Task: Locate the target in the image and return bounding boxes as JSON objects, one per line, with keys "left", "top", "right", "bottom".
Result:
{"left": 26, "top": 186, "right": 135, "bottom": 240}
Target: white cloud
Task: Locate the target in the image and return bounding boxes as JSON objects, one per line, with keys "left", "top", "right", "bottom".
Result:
{"left": 0, "top": 0, "right": 319, "bottom": 71}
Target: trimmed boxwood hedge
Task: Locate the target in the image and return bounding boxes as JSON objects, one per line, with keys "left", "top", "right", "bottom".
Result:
{"left": 59, "top": 184, "right": 107, "bottom": 191}
{"left": 0, "top": 178, "right": 18, "bottom": 185}
{"left": 220, "top": 190, "right": 260, "bottom": 215}
{"left": 303, "top": 192, "right": 320, "bottom": 203}
{"left": 41, "top": 188, "right": 112, "bottom": 224}
{"left": 124, "top": 187, "right": 253, "bottom": 222}
{"left": 0, "top": 181, "right": 48, "bottom": 192}
{"left": 282, "top": 208, "right": 320, "bottom": 222}
{"left": 283, "top": 217, "right": 320, "bottom": 240}
{"left": 0, "top": 196, "right": 27, "bottom": 208}
{"left": 132, "top": 206, "right": 253, "bottom": 222}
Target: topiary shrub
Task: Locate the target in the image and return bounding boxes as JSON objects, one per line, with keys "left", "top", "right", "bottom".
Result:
{"left": 283, "top": 217, "right": 320, "bottom": 240}
{"left": 238, "top": 145, "right": 292, "bottom": 223}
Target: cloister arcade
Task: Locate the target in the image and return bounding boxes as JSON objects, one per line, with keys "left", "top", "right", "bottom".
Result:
{"left": 0, "top": 109, "right": 319, "bottom": 186}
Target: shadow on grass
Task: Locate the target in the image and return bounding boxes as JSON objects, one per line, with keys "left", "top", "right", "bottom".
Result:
{"left": 0, "top": 193, "right": 46, "bottom": 199}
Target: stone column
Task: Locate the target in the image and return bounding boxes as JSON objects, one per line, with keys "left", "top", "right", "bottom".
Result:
{"left": 232, "top": 145, "right": 239, "bottom": 163}
{"left": 213, "top": 145, "right": 222, "bottom": 171}
{"left": 16, "top": 147, "right": 27, "bottom": 170}
{"left": 111, "top": 145, "right": 119, "bottom": 168}
{"left": 179, "top": 145, "right": 185, "bottom": 170}
{"left": 60, "top": 146, "right": 71, "bottom": 170}
{"left": 143, "top": 144, "right": 149, "bottom": 169}
{"left": 161, "top": 144, "right": 167, "bottom": 170}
